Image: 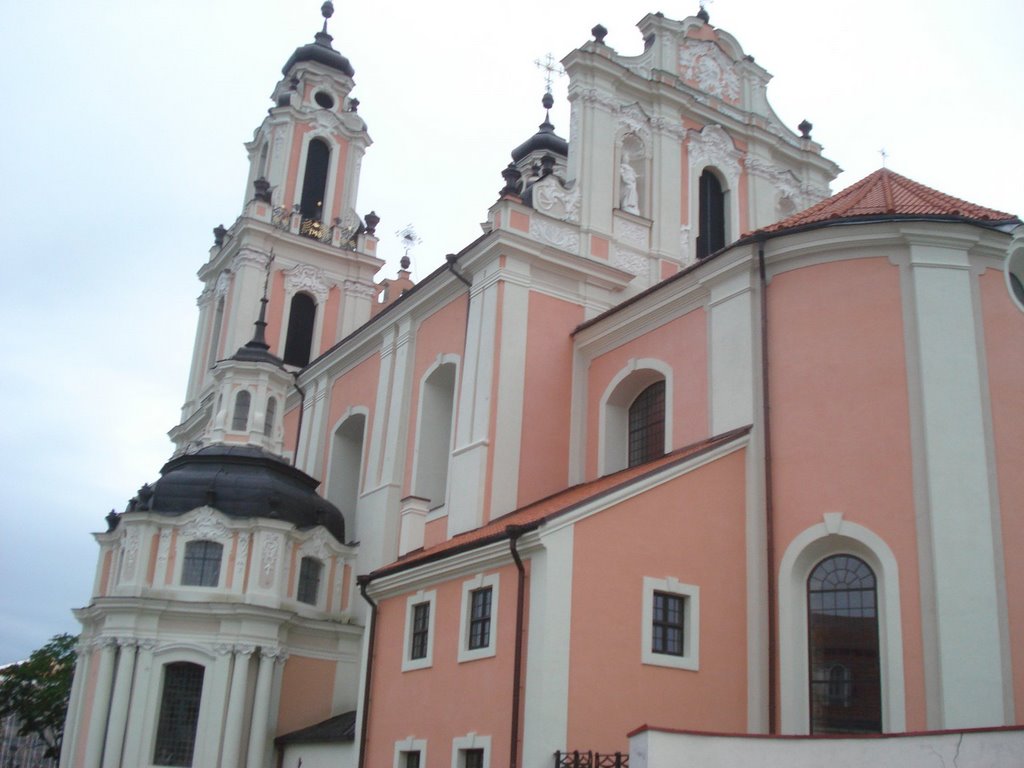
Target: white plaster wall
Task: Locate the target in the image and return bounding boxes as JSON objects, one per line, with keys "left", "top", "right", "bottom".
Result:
{"left": 631, "top": 727, "right": 1024, "bottom": 768}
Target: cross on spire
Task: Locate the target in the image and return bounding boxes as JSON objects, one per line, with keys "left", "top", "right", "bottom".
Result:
{"left": 534, "top": 53, "right": 564, "bottom": 94}
{"left": 879, "top": 148, "right": 889, "bottom": 168}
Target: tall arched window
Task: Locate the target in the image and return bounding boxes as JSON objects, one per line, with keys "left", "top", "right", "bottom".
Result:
{"left": 300, "top": 138, "right": 330, "bottom": 223}
{"left": 263, "top": 397, "right": 277, "bottom": 437}
{"left": 697, "top": 169, "right": 726, "bottom": 259}
{"left": 231, "top": 390, "right": 251, "bottom": 432}
{"left": 807, "top": 554, "right": 881, "bottom": 733}
{"left": 327, "top": 413, "right": 366, "bottom": 541}
{"left": 283, "top": 292, "right": 316, "bottom": 367}
{"left": 153, "top": 662, "right": 204, "bottom": 766}
{"left": 628, "top": 381, "right": 665, "bottom": 467}
{"left": 414, "top": 362, "right": 457, "bottom": 509}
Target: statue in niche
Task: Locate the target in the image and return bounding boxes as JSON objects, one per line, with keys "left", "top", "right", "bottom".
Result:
{"left": 620, "top": 158, "right": 640, "bottom": 214}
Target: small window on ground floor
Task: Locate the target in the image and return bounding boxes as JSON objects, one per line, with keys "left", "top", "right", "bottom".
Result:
{"left": 641, "top": 576, "right": 699, "bottom": 670}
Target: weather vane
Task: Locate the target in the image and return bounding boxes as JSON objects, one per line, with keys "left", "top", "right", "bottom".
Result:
{"left": 879, "top": 148, "right": 888, "bottom": 168}
{"left": 534, "top": 53, "right": 565, "bottom": 93}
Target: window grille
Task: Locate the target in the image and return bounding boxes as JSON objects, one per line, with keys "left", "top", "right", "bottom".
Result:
{"left": 297, "top": 557, "right": 322, "bottom": 605}
{"left": 181, "top": 541, "right": 222, "bottom": 587}
{"left": 468, "top": 587, "right": 492, "bottom": 650}
{"left": 464, "top": 748, "right": 485, "bottom": 768}
{"left": 628, "top": 381, "right": 665, "bottom": 467}
{"left": 410, "top": 602, "right": 430, "bottom": 660}
{"left": 651, "top": 591, "right": 685, "bottom": 656}
{"left": 153, "top": 662, "right": 204, "bottom": 766}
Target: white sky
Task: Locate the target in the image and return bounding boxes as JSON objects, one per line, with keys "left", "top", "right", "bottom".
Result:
{"left": 0, "top": 0, "right": 1021, "bottom": 664}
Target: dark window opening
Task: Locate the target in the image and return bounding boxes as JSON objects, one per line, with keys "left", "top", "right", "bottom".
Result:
{"left": 464, "top": 749, "right": 485, "bottom": 768}
{"left": 628, "top": 381, "right": 665, "bottom": 467}
{"left": 808, "top": 554, "right": 881, "bottom": 734}
{"left": 410, "top": 602, "right": 430, "bottom": 660}
{"left": 652, "top": 591, "right": 685, "bottom": 656}
{"left": 181, "top": 541, "right": 222, "bottom": 587}
{"left": 402, "top": 751, "right": 421, "bottom": 768}
{"left": 297, "top": 557, "right": 322, "bottom": 605}
{"left": 314, "top": 91, "right": 335, "bottom": 109}
{"left": 153, "top": 662, "right": 204, "bottom": 766}
{"left": 263, "top": 397, "right": 277, "bottom": 437}
{"left": 468, "top": 587, "right": 492, "bottom": 650}
{"left": 231, "top": 390, "right": 251, "bottom": 431}
{"left": 299, "top": 138, "right": 330, "bottom": 223}
{"left": 697, "top": 169, "right": 726, "bottom": 259}
{"left": 283, "top": 292, "right": 316, "bottom": 367}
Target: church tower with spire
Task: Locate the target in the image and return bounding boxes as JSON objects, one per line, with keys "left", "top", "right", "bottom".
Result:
{"left": 174, "top": 1, "right": 383, "bottom": 457}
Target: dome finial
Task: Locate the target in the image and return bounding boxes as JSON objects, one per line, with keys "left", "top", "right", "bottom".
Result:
{"left": 697, "top": 1, "right": 710, "bottom": 23}
{"left": 321, "top": 1, "right": 334, "bottom": 33}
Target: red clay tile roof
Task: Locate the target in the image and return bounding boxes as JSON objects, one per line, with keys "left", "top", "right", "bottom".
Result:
{"left": 364, "top": 426, "right": 751, "bottom": 580}
{"left": 756, "top": 168, "right": 1018, "bottom": 235}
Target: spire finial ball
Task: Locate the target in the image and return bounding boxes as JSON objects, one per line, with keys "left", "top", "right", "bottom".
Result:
{"left": 321, "top": 1, "right": 334, "bottom": 20}
{"left": 542, "top": 92, "right": 554, "bottom": 110}
{"left": 591, "top": 24, "right": 608, "bottom": 44}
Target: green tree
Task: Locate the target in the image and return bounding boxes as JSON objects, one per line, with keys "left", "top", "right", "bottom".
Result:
{"left": 0, "top": 633, "right": 77, "bottom": 760}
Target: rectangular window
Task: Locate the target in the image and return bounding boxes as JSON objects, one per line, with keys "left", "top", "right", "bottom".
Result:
{"left": 410, "top": 602, "right": 430, "bottom": 660}
{"left": 181, "top": 540, "right": 223, "bottom": 587}
{"left": 641, "top": 576, "right": 700, "bottom": 671}
{"left": 464, "top": 749, "right": 485, "bottom": 768}
{"left": 402, "top": 750, "right": 421, "bottom": 768}
{"left": 468, "top": 587, "right": 492, "bottom": 650}
{"left": 153, "top": 662, "right": 205, "bottom": 766}
{"left": 296, "top": 557, "right": 322, "bottom": 605}
{"left": 652, "top": 591, "right": 685, "bottom": 656}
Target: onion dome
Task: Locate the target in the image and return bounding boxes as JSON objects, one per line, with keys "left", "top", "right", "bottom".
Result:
{"left": 128, "top": 445, "right": 346, "bottom": 544}
{"left": 511, "top": 92, "right": 568, "bottom": 162}
{"left": 282, "top": 2, "right": 355, "bottom": 77}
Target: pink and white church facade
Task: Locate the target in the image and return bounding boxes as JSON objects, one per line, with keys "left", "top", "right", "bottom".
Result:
{"left": 60, "top": 5, "right": 1024, "bottom": 768}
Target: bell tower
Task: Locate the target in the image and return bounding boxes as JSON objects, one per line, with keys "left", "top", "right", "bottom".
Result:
{"left": 174, "top": 2, "right": 384, "bottom": 455}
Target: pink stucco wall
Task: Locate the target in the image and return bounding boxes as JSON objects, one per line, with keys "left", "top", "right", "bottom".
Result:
{"left": 276, "top": 655, "right": 338, "bottom": 736}
{"left": 568, "top": 447, "right": 749, "bottom": 748}
{"left": 766, "top": 256, "right": 926, "bottom": 729}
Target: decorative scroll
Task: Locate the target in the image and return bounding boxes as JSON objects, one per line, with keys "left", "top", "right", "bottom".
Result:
{"left": 259, "top": 535, "right": 280, "bottom": 589}
{"left": 678, "top": 40, "right": 740, "bottom": 103}
{"left": 533, "top": 177, "right": 581, "bottom": 223}
{"left": 181, "top": 508, "right": 230, "bottom": 541}
{"left": 611, "top": 246, "right": 648, "bottom": 276}
{"left": 284, "top": 263, "right": 330, "bottom": 303}
{"left": 530, "top": 218, "right": 580, "bottom": 253}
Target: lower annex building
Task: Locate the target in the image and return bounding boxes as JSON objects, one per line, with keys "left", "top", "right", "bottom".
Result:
{"left": 59, "top": 4, "right": 1024, "bottom": 768}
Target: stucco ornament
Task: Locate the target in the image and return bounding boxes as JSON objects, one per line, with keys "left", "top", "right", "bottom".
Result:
{"left": 679, "top": 225, "right": 693, "bottom": 266}
{"left": 530, "top": 218, "right": 581, "bottom": 253}
{"left": 214, "top": 270, "right": 232, "bottom": 298}
{"left": 232, "top": 532, "right": 250, "bottom": 587}
{"left": 612, "top": 246, "right": 648, "bottom": 276}
{"left": 618, "top": 103, "right": 652, "bottom": 147}
{"left": 745, "top": 156, "right": 802, "bottom": 204}
{"left": 678, "top": 40, "right": 740, "bottom": 103}
{"left": 233, "top": 247, "right": 272, "bottom": 272}
{"left": 182, "top": 508, "right": 230, "bottom": 541}
{"left": 343, "top": 279, "right": 377, "bottom": 299}
{"left": 284, "top": 263, "right": 330, "bottom": 303}
{"left": 259, "top": 535, "right": 280, "bottom": 589}
{"left": 303, "top": 528, "right": 331, "bottom": 562}
{"left": 687, "top": 125, "right": 742, "bottom": 181}
{"left": 533, "top": 177, "right": 581, "bottom": 223}
{"left": 122, "top": 528, "right": 141, "bottom": 580}
{"left": 616, "top": 218, "right": 648, "bottom": 248}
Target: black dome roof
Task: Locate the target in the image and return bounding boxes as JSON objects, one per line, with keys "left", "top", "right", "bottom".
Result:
{"left": 511, "top": 117, "right": 568, "bottom": 163}
{"left": 283, "top": 31, "right": 354, "bottom": 78}
{"left": 130, "top": 445, "right": 346, "bottom": 543}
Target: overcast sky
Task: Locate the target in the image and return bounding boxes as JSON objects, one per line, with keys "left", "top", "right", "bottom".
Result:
{"left": 0, "top": 0, "right": 1020, "bottom": 664}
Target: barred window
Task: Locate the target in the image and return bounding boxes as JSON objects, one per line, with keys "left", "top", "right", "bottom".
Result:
{"left": 652, "top": 591, "right": 685, "bottom": 656}
{"left": 464, "top": 749, "right": 485, "bottom": 768}
{"left": 468, "top": 587, "right": 492, "bottom": 650}
{"left": 153, "top": 662, "right": 204, "bottom": 766}
{"left": 628, "top": 381, "right": 665, "bottom": 467}
{"left": 410, "top": 602, "right": 430, "bottom": 660}
{"left": 181, "top": 541, "right": 222, "bottom": 587}
{"left": 297, "top": 557, "right": 322, "bottom": 605}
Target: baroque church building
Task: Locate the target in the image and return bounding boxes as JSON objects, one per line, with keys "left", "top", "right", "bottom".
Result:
{"left": 60, "top": 5, "right": 1024, "bottom": 768}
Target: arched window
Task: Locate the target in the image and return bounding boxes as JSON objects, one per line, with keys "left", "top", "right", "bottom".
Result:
{"left": 153, "top": 662, "right": 204, "bottom": 766}
{"left": 297, "top": 556, "right": 322, "bottom": 605}
{"left": 263, "top": 397, "right": 277, "bottom": 437}
{"left": 628, "top": 381, "right": 665, "bottom": 467}
{"left": 283, "top": 292, "right": 316, "bottom": 367}
{"left": 327, "top": 412, "right": 366, "bottom": 541}
{"left": 181, "top": 540, "right": 223, "bottom": 587}
{"left": 413, "top": 362, "right": 457, "bottom": 509}
{"left": 257, "top": 142, "right": 269, "bottom": 178}
{"left": 807, "top": 554, "right": 881, "bottom": 733}
{"left": 208, "top": 296, "right": 225, "bottom": 369}
{"left": 231, "top": 390, "right": 251, "bottom": 431}
{"left": 299, "top": 138, "right": 330, "bottom": 223}
{"left": 697, "top": 169, "right": 726, "bottom": 259}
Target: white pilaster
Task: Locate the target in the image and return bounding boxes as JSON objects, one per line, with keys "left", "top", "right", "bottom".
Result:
{"left": 100, "top": 640, "right": 137, "bottom": 768}
{"left": 82, "top": 640, "right": 117, "bottom": 768}
{"left": 706, "top": 262, "right": 756, "bottom": 434}
{"left": 221, "top": 646, "right": 255, "bottom": 768}
{"left": 246, "top": 649, "right": 278, "bottom": 768}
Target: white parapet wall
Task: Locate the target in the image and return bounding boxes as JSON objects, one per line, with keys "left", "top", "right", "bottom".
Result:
{"left": 630, "top": 726, "right": 1024, "bottom": 768}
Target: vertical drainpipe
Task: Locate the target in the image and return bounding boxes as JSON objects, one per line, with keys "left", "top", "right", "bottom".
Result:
{"left": 357, "top": 577, "right": 378, "bottom": 768}
{"left": 507, "top": 525, "right": 528, "bottom": 768}
{"left": 292, "top": 372, "right": 306, "bottom": 468}
{"left": 758, "top": 239, "right": 778, "bottom": 733}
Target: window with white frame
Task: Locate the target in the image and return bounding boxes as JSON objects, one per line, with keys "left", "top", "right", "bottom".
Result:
{"left": 181, "top": 541, "right": 223, "bottom": 587}
{"left": 599, "top": 360, "right": 672, "bottom": 476}
{"left": 153, "top": 662, "right": 204, "bottom": 766}
{"left": 641, "top": 576, "right": 699, "bottom": 670}
{"left": 451, "top": 734, "right": 490, "bottom": 768}
{"left": 458, "top": 573, "right": 499, "bottom": 662}
{"left": 402, "top": 590, "right": 437, "bottom": 671}
{"left": 393, "top": 738, "right": 427, "bottom": 768}
{"left": 231, "top": 390, "right": 251, "bottom": 431}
